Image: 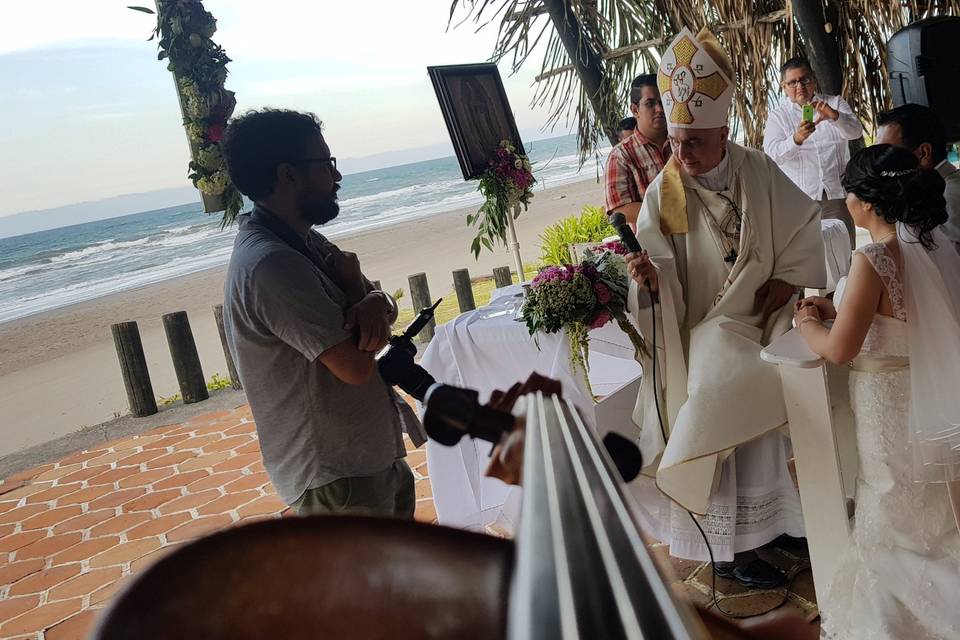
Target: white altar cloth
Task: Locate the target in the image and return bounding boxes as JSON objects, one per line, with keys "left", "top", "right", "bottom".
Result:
{"left": 419, "top": 291, "right": 642, "bottom": 532}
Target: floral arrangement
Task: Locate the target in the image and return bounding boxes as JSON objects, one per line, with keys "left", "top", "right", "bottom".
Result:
{"left": 520, "top": 240, "right": 648, "bottom": 397}
{"left": 467, "top": 140, "right": 535, "bottom": 258}
{"left": 131, "top": 2, "right": 243, "bottom": 226}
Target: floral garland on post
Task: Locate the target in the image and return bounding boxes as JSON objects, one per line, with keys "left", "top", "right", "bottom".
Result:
{"left": 468, "top": 140, "right": 534, "bottom": 258}
{"left": 130, "top": 2, "right": 243, "bottom": 226}
{"left": 519, "top": 241, "right": 648, "bottom": 399}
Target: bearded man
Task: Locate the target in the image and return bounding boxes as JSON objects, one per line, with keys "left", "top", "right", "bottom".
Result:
{"left": 623, "top": 30, "right": 826, "bottom": 587}
{"left": 221, "top": 109, "right": 422, "bottom": 518}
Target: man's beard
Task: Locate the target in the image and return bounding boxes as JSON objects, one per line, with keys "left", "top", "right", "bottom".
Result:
{"left": 299, "top": 196, "right": 340, "bottom": 226}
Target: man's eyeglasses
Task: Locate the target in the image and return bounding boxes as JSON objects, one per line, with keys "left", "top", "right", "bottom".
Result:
{"left": 290, "top": 157, "right": 337, "bottom": 171}
{"left": 784, "top": 75, "right": 814, "bottom": 89}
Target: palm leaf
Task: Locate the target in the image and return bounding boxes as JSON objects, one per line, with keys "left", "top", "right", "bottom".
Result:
{"left": 451, "top": 0, "right": 960, "bottom": 159}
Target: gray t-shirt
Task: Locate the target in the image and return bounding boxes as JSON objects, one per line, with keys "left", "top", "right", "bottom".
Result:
{"left": 223, "top": 214, "right": 407, "bottom": 504}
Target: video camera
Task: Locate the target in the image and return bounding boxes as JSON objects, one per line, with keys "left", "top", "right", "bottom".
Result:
{"left": 376, "top": 304, "right": 643, "bottom": 482}
{"left": 375, "top": 300, "right": 513, "bottom": 447}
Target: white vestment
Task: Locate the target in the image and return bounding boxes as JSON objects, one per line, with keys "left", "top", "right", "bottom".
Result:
{"left": 626, "top": 142, "right": 827, "bottom": 560}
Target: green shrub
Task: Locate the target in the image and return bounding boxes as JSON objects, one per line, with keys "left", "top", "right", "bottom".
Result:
{"left": 158, "top": 372, "right": 235, "bottom": 406}
{"left": 538, "top": 205, "right": 614, "bottom": 267}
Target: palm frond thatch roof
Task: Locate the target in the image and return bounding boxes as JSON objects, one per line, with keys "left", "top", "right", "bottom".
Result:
{"left": 450, "top": 0, "right": 960, "bottom": 158}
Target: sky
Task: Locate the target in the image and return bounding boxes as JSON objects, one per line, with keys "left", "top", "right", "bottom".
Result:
{"left": 0, "top": 0, "right": 565, "bottom": 218}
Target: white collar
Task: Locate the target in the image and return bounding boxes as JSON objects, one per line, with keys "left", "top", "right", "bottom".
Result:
{"left": 692, "top": 151, "right": 731, "bottom": 192}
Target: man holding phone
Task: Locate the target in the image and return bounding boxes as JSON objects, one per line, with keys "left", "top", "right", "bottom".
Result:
{"left": 763, "top": 57, "right": 863, "bottom": 246}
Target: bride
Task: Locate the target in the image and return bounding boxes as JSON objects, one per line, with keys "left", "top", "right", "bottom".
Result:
{"left": 794, "top": 144, "right": 960, "bottom": 639}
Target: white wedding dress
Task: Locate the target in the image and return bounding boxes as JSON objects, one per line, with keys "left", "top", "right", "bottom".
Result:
{"left": 821, "top": 243, "right": 960, "bottom": 639}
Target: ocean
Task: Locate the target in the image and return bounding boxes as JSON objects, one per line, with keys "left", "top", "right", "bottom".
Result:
{"left": 0, "top": 134, "right": 605, "bottom": 325}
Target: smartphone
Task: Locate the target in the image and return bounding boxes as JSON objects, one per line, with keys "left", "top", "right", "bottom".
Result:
{"left": 802, "top": 103, "right": 815, "bottom": 123}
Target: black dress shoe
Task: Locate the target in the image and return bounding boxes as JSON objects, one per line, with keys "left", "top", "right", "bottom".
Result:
{"left": 713, "top": 552, "right": 785, "bottom": 589}
{"left": 764, "top": 533, "right": 808, "bottom": 551}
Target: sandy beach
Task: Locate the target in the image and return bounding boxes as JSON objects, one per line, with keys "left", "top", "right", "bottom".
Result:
{"left": 0, "top": 178, "right": 603, "bottom": 458}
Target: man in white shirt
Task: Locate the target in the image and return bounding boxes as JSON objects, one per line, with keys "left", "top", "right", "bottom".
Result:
{"left": 875, "top": 103, "right": 960, "bottom": 251}
{"left": 763, "top": 57, "right": 863, "bottom": 247}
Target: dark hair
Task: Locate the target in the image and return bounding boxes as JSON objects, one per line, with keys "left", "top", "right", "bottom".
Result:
{"left": 629, "top": 74, "right": 658, "bottom": 105}
{"left": 619, "top": 116, "right": 637, "bottom": 132}
{"left": 876, "top": 103, "right": 948, "bottom": 164}
{"left": 842, "top": 144, "right": 947, "bottom": 249}
{"left": 779, "top": 56, "right": 812, "bottom": 80}
{"left": 222, "top": 109, "right": 324, "bottom": 199}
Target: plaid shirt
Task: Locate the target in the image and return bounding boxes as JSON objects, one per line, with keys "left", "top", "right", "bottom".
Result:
{"left": 604, "top": 131, "right": 670, "bottom": 213}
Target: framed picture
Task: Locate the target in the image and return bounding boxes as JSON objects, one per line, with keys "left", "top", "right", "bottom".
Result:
{"left": 427, "top": 63, "right": 525, "bottom": 180}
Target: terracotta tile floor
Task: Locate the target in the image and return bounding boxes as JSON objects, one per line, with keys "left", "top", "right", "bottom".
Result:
{"left": 0, "top": 403, "right": 435, "bottom": 639}
{"left": 0, "top": 401, "right": 815, "bottom": 639}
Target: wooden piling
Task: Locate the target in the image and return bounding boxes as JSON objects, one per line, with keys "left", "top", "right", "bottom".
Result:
{"left": 452, "top": 269, "right": 476, "bottom": 313}
{"left": 162, "top": 311, "right": 209, "bottom": 404}
{"left": 408, "top": 273, "right": 435, "bottom": 341}
{"left": 493, "top": 266, "right": 513, "bottom": 289}
{"left": 213, "top": 304, "right": 242, "bottom": 390}
{"left": 111, "top": 321, "right": 158, "bottom": 417}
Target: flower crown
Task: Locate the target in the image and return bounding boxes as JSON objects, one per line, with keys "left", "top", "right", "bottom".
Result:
{"left": 880, "top": 168, "right": 916, "bottom": 178}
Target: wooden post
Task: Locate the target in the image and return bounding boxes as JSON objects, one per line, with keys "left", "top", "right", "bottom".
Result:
{"left": 493, "top": 266, "right": 513, "bottom": 289}
{"left": 162, "top": 311, "right": 209, "bottom": 404}
{"left": 213, "top": 304, "right": 242, "bottom": 390}
{"left": 452, "top": 269, "right": 476, "bottom": 313}
{"left": 111, "top": 321, "right": 158, "bottom": 417}
{"left": 408, "top": 273, "right": 435, "bottom": 342}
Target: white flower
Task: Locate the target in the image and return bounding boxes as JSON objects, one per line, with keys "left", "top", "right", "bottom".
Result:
{"left": 185, "top": 122, "right": 205, "bottom": 144}
{"left": 196, "top": 145, "right": 223, "bottom": 171}
{"left": 197, "top": 170, "right": 230, "bottom": 196}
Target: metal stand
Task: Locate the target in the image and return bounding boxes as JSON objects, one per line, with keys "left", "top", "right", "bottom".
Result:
{"left": 506, "top": 205, "right": 525, "bottom": 282}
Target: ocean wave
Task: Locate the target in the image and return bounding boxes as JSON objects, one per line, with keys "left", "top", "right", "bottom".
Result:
{"left": 0, "top": 135, "right": 598, "bottom": 325}
{"left": 0, "top": 262, "right": 49, "bottom": 283}
{"left": 154, "top": 226, "right": 229, "bottom": 248}
{"left": 49, "top": 237, "right": 152, "bottom": 263}
{"left": 162, "top": 224, "right": 199, "bottom": 235}
{"left": 339, "top": 178, "right": 464, "bottom": 208}
{"left": 0, "top": 245, "right": 235, "bottom": 324}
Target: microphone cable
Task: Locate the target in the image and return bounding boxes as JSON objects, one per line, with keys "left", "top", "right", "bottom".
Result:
{"left": 645, "top": 287, "right": 805, "bottom": 619}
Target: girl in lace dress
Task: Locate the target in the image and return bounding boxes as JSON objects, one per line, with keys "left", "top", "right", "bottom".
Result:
{"left": 793, "top": 145, "right": 960, "bottom": 639}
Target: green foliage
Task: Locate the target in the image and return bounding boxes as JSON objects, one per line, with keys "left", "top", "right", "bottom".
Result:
{"left": 206, "top": 372, "right": 234, "bottom": 392}
{"left": 158, "top": 372, "right": 235, "bottom": 406}
{"left": 538, "top": 205, "right": 615, "bottom": 267}
{"left": 130, "top": 1, "right": 243, "bottom": 227}
{"left": 468, "top": 141, "right": 535, "bottom": 259}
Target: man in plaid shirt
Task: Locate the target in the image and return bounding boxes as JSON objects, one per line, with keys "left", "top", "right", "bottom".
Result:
{"left": 605, "top": 74, "right": 671, "bottom": 223}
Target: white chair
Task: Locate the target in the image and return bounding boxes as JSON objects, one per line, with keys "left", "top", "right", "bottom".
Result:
{"left": 821, "top": 218, "right": 852, "bottom": 294}
{"left": 761, "top": 328, "right": 858, "bottom": 601}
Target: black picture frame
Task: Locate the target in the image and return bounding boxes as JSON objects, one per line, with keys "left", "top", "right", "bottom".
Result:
{"left": 427, "top": 63, "right": 526, "bottom": 180}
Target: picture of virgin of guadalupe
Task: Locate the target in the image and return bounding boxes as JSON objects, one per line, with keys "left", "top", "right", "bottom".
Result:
{"left": 446, "top": 72, "right": 522, "bottom": 177}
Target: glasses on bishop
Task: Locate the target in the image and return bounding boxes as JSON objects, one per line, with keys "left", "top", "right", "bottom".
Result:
{"left": 784, "top": 75, "right": 814, "bottom": 89}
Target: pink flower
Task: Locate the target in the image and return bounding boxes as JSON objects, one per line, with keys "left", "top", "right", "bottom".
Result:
{"left": 601, "top": 240, "right": 628, "bottom": 255}
{"left": 533, "top": 266, "right": 564, "bottom": 285}
{"left": 207, "top": 124, "right": 225, "bottom": 143}
{"left": 593, "top": 282, "right": 612, "bottom": 305}
{"left": 590, "top": 310, "right": 612, "bottom": 329}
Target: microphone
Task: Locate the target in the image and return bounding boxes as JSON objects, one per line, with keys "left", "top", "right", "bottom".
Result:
{"left": 610, "top": 211, "right": 656, "bottom": 299}
{"left": 609, "top": 212, "right": 643, "bottom": 254}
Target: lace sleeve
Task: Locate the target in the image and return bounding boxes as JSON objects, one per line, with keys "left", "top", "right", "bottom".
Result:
{"left": 856, "top": 243, "right": 906, "bottom": 321}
